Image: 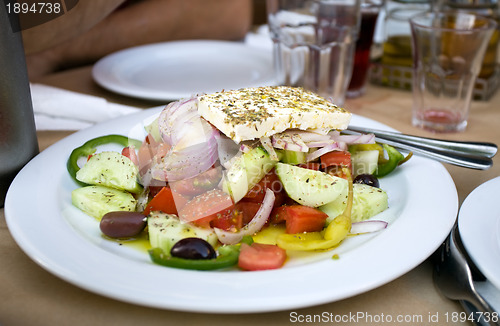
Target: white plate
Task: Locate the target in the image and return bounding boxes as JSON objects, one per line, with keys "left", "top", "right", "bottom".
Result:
{"left": 92, "top": 40, "right": 277, "bottom": 101}
{"left": 459, "top": 177, "right": 500, "bottom": 290}
{"left": 5, "top": 109, "right": 458, "bottom": 313}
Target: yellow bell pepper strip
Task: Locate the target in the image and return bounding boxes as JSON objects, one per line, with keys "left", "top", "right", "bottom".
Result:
{"left": 67, "top": 134, "right": 142, "bottom": 186}
{"left": 323, "top": 168, "right": 353, "bottom": 241}
{"left": 149, "top": 236, "right": 253, "bottom": 271}
{"left": 277, "top": 232, "right": 341, "bottom": 251}
{"left": 399, "top": 151, "right": 413, "bottom": 165}
{"left": 276, "top": 168, "right": 354, "bottom": 251}
{"left": 373, "top": 144, "right": 405, "bottom": 177}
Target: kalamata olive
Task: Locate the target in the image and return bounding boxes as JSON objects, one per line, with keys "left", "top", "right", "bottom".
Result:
{"left": 99, "top": 211, "right": 147, "bottom": 238}
{"left": 170, "top": 238, "right": 217, "bottom": 260}
{"left": 353, "top": 174, "right": 380, "bottom": 188}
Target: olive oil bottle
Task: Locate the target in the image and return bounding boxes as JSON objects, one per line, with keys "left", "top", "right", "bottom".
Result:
{"left": 381, "top": 0, "right": 431, "bottom": 67}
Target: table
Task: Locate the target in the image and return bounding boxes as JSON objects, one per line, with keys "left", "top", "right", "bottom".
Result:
{"left": 1, "top": 65, "right": 498, "bottom": 325}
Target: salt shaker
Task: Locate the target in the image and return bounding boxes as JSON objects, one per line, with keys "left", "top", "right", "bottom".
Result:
{"left": 0, "top": 6, "right": 39, "bottom": 207}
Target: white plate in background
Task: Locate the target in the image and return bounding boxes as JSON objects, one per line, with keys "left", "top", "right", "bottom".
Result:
{"left": 92, "top": 40, "right": 277, "bottom": 101}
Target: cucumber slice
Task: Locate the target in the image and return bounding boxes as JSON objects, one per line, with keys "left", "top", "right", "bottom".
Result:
{"left": 351, "top": 150, "right": 379, "bottom": 176}
{"left": 278, "top": 149, "right": 307, "bottom": 165}
{"left": 148, "top": 212, "right": 218, "bottom": 253}
{"left": 144, "top": 116, "right": 161, "bottom": 142}
{"left": 275, "top": 162, "right": 347, "bottom": 207}
{"left": 76, "top": 151, "right": 142, "bottom": 194}
{"left": 222, "top": 146, "right": 276, "bottom": 203}
{"left": 319, "top": 183, "right": 388, "bottom": 223}
{"left": 72, "top": 185, "right": 137, "bottom": 220}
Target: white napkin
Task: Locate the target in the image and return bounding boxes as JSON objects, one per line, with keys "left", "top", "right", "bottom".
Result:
{"left": 30, "top": 83, "right": 141, "bottom": 130}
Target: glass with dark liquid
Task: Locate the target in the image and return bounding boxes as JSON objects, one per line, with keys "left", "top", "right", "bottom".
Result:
{"left": 347, "top": 0, "right": 383, "bottom": 98}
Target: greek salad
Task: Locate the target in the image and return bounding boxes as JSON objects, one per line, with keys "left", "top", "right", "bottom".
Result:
{"left": 68, "top": 86, "right": 410, "bottom": 271}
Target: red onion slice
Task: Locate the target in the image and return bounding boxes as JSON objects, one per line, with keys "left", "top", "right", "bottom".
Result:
{"left": 284, "top": 130, "right": 332, "bottom": 143}
{"left": 272, "top": 133, "right": 309, "bottom": 152}
{"left": 154, "top": 97, "right": 221, "bottom": 181}
{"left": 173, "top": 119, "right": 218, "bottom": 152}
{"left": 214, "top": 189, "right": 275, "bottom": 245}
{"left": 329, "top": 131, "right": 376, "bottom": 145}
{"left": 305, "top": 140, "right": 336, "bottom": 148}
{"left": 306, "top": 143, "right": 341, "bottom": 162}
{"left": 157, "top": 102, "right": 177, "bottom": 144}
{"left": 159, "top": 97, "right": 198, "bottom": 145}
{"left": 240, "top": 144, "right": 251, "bottom": 153}
{"left": 150, "top": 142, "right": 218, "bottom": 182}
{"left": 350, "top": 220, "right": 388, "bottom": 235}
{"left": 215, "top": 134, "right": 238, "bottom": 161}
{"left": 260, "top": 136, "right": 279, "bottom": 161}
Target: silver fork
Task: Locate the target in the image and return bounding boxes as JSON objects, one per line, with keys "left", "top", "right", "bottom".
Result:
{"left": 344, "top": 126, "right": 497, "bottom": 170}
{"left": 433, "top": 224, "right": 499, "bottom": 326}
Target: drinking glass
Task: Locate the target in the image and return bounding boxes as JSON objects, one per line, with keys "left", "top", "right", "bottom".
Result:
{"left": 410, "top": 12, "right": 497, "bottom": 132}
{"left": 267, "top": 0, "right": 362, "bottom": 105}
{"left": 347, "top": 0, "right": 384, "bottom": 98}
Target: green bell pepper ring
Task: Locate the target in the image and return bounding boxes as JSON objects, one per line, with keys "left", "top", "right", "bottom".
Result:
{"left": 149, "top": 245, "right": 240, "bottom": 271}
{"left": 67, "top": 134, "right": 142, "bottom": 185}
{"left": 148, "top": 236, "right": 254, "bottom": 271}
{"left": 374, "top": 144, "right": 405, "bottom": 177}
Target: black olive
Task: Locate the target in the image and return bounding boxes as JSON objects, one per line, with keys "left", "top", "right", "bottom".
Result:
{"left": 100, "top": 211, "right": 147, "bottom": 238}
{"left": 170, "top": 238, "right": 217, "bottom": 260}
{"left": 353, "top": 174, "right": 380, "bottom": 188}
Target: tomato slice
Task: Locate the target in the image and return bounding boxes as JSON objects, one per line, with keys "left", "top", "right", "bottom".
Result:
{"left": 234, "top": 201, "right": 262, "bottom": 226}
{"left": 169, "top": 166, "right": 222, "bottom": 198}
{"left": 209, "top": 208, "right": 242, "bottom": 231}
{"left": 191, "top": 199, "right": 262, "bottom": 231}
{"left": 178, "top": 189, "right": 234, "bottom": 225}
{"left": 320, "top": 151, "right": 352, "bottom": 168}
{"left": 137, "top": 142, "right": 153, "bottom": 173}
{"left": 238, "top": 243, "right": 287, "bottom": 271}
{"left": 320, "top": 151, "right": 352, "bottom": 179}
{"left": 243, "top": 168, "right": 286, "bottom": 207}
{"left": 121, "top": 146, "right": 139, "bottom": 166}
{"left": 279, "top": 205, "right": 329, "bottom": 234}
{"left": 269, "top": 205, "right": 288, "bottom": 224}
{"left": 137, "top": 135, "right": 171, "bottom": 174}
{"left": 143, "top": 187, "right": 188, "bottom": 216}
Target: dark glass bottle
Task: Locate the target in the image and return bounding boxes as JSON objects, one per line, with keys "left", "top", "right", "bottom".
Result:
{"left": 0, "top": 6, "right": 39, "bottom": 207}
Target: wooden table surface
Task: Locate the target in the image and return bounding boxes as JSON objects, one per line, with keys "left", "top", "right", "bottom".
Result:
{"left": 1, "top": 65, "right": 499, "bottom": 326}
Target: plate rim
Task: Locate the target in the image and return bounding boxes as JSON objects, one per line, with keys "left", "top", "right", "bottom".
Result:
{"left": 92, "top": 40, "right": 278, "bottom": 101}
{"left": 5, "top": 108, "right": 459, "bottom": 313}
{"left": 458, "top": 176, "right": 500, "bottom": 289}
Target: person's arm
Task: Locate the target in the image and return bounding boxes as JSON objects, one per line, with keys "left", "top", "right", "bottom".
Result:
{"left": 22, "top": 0, "right": 126, "bottom": 54}
{"left": 24, "top": 0, "right": 253, "bottom": 79}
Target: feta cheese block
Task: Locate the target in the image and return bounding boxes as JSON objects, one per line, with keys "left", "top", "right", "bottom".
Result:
{"left": 197, "top": 86, "right": 351, "bottom": 142}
